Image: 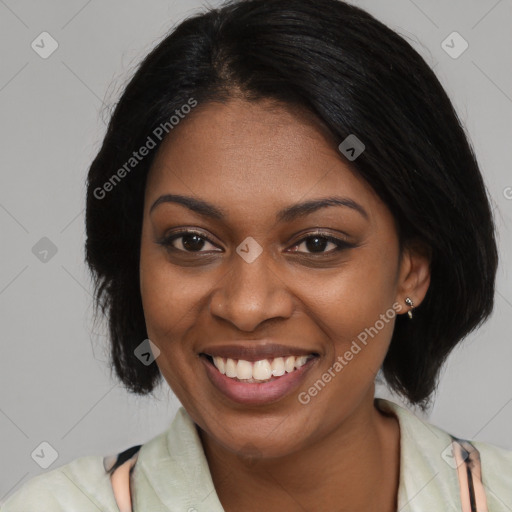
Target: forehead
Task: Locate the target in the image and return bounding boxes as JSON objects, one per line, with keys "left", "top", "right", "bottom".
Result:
{"left": 144, "top": 98, "right": 382, "bottom": 222}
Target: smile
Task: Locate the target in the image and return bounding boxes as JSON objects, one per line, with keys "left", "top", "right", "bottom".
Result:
{"left": 208, "top": 355, "right": 314, "bottom": 382}
{"left": 200, "top": 352, "right": 319, "bottom": 405}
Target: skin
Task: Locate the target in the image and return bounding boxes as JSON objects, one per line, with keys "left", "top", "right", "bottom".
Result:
{"left": 139, "top": 97, "right": 431, "bottom": 511}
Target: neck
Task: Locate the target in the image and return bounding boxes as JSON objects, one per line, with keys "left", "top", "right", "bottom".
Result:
{"left": 199, "top": 391, "right": 401, "bottom": 512}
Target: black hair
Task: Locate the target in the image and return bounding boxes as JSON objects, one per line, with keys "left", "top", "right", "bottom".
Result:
{"left": 85, "top": 0, "right": 498, "bottom": 409}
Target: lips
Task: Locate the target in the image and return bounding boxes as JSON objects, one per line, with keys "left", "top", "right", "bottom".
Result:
{"left": 199, "top": 342, "right": 319, "bottom": 405}
{"left": 200, "top": 343, "right": 318, "bottom": 362}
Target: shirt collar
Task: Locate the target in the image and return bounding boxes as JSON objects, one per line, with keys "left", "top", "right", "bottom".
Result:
{"left": 133, "top": 398, "right": 460, "bottom": 511}
{"left": 375, "top": 397, "right": 462, "bottom": 511}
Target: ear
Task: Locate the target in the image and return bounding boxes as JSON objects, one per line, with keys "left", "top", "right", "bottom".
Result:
{"left": 395, "top": 238, "right": 431, "bottom": 316}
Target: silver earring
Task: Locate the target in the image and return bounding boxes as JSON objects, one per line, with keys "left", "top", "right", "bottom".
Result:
{"left": 405, "top": 297, "right": 414, "bottom": 319}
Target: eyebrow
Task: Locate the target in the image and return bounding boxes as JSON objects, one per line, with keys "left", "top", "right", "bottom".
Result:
{"left": 149, "top": 194, "right": 369, "bottom": 222}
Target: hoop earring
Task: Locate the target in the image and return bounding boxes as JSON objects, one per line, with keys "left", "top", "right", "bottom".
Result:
{"left": 405, "top": 297, "right": 414, "bottom": 319}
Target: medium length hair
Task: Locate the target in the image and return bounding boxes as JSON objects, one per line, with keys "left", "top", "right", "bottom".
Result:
{"left": 85, "top": 0, "right": 498, "bottom": 409}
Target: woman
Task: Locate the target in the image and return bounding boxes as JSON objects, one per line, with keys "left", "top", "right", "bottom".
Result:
{"left": 3, "top": 0, "right": 510, "bottom": 510}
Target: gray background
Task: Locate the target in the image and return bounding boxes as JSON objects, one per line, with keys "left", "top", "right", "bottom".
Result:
{"left": 0, "top": 0, "right": 511, "bottom": 502}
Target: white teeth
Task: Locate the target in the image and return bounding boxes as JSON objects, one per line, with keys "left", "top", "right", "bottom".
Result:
{"left": 284, "top": 356, "right": 296, "bottom": 373}
{"left": 211, "top": 355, "right": 312, "bottom": 381}
{"left": 225, "top": 358, "right": 237, "bottom": 378}
{"left": 236, "top": 359, "right": 253, "bottom": 380}
{"left": 213, "top": 356, "right": 225, "bottom": 374}
{"left": 271, "top": 357, "right": 285, "bottom": 376}
{"left": 253, "top": 360, "right": 272, "bottom": 380}
{"left": 294, "top": 356, "right": 308, "bottom": 369}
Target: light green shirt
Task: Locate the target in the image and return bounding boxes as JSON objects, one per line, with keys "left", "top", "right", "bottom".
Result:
{"left": 2, "top": 398, "right": 511, "bottom": 511}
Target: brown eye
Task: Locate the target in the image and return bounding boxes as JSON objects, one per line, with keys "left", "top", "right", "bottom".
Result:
{"left": 159, "top": 230, "right": 221, "bottom": 253}
{"left": 288, "top": 233, "right": 353, "bottom": 254}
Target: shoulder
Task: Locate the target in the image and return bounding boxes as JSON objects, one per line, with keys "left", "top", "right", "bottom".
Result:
{"left": 376, "top": 398, "right": 512, "bottom": 507}
{"left": 412, "top": 406, "right": 512, "bottom": 486}
{"left": 471, "top": 437, "right": 512, "bottom": 487}
{"left": 454, "top": 438, "right": 512, "bottom": 508}
{"left": 0, "top": 455, "right": 119, "bottom": 511}
{"left": 472, "top": 436, "right": 512, "bottom": 464}
{"left": 0, "top": 410, "right": 191, "bottom": 511}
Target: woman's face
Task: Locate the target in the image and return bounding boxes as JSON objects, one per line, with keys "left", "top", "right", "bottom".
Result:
{"left": 140, "top": 98, "right": 430, "bottom": 458}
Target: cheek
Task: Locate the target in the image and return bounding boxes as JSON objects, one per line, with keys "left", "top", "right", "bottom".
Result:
{"left": 140, "top": 269, "right": 205, "bottom": 354}
{"left": 141, "top": 265, "right": 190, "bottom": 332}
{"left": 139, "top": 241, "right": 222, "bottom": 393}
{"left": 139, "top": 228, "right": 202, "bottom": 338}
{"left": 139, "top": 247, "right": 204, "bottom": 403}
{"left": 301, "top": 243, "right": 399, "bottom": 361}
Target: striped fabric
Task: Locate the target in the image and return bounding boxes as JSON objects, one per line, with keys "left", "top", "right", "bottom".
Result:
{"left": 104, "top": 445, "right": 141, "bottom": 512}
{"left": 450, "top": 435, "right": 489, "bottom": 512}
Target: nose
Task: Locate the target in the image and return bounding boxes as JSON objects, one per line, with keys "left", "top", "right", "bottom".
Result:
{"left": 209, "top": 246, "right": 294, "bottom": 332}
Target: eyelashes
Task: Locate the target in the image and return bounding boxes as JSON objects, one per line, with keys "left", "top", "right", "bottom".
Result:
{"left": 288, "top": 234, "right": 353, "bottom": 254}
{"left": 157, "top": 229, "right": 355, "bottom": 256}
{"left": 159, "top": 230, "right": 220, "bottom": 253}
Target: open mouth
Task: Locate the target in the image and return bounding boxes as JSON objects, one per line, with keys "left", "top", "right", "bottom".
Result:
{"left": 201, "top": 353, "right": 318, "bottom": 383}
